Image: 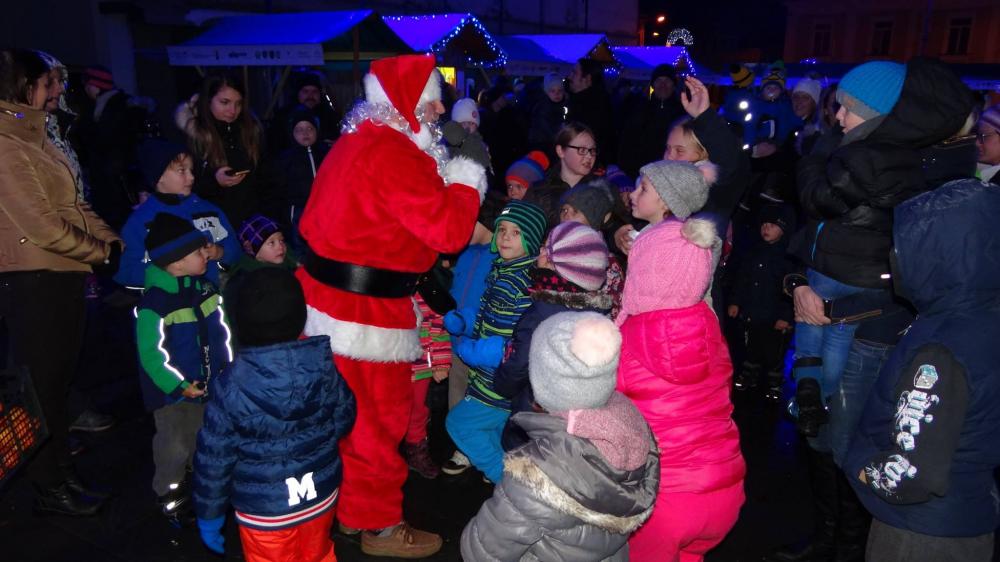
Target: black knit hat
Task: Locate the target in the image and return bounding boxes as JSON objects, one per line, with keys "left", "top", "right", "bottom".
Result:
{"left": 136, "top": 139, "right": 188, "bottom": 190}
{"left": 559, "top": 179, "right": 616, "bottom": 228}
{"left": 651, "top": 63, "right": 677, "bottom": 84}
{"left": 759, "top": 203, "right": 795, "bottom": 233}
{"left": 233, "top": 268, "right": 307, "bottom": 347}
{"left": 145, "top": 213, "right": 209, "bottom": 269}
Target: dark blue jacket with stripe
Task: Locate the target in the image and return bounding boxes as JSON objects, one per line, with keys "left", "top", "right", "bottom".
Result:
{"left": 193, "top": 336, "right": 356, "bottom": 530}
{"left": 136, "top": 265, "right": 234, "bottom": 412}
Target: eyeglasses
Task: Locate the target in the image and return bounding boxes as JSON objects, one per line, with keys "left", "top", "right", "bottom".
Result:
{"left": 564, "top": 144, "right": 598, "bottom": 157}
{"left": 976, "top": 131, "right": 998, "bottom": 143}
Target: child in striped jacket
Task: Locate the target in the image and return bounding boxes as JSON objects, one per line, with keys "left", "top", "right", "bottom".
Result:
{"left": 445, "top": 200, "right": 547, "bottom": 483}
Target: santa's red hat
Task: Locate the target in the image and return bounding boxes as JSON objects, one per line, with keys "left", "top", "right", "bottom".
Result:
{"left": 364, "top": 54, "right": 442, "bottom": 134}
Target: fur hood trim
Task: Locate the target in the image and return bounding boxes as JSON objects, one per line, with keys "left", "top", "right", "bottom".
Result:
{"left": 531, "top": 289, "right": 613, "bottom": 312}
{"left": 504, "top": 455, "right": 654, "bottom": 534}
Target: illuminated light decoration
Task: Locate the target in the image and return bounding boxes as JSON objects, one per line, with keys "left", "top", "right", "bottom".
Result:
{"left": 0, "top": 404, "right": 43, "bottom": 479}
{"left": 656, "top": 15, "right": 666, "bottom": 23}
{"left": 438, "top": 66, "right": 457, "bottom": 87}
{"left": 800, "top": 57, "right": 818, "bottom": 65}
{"left": 742, "top": 144, "right": 750, "bottom": 150}
{"left": 738, "top": 100, "right": 749, "bottom": 110}
{"left": 744, "top": 113, "right": 753, "bottom": 122}
{"left": 666, "top": 28, "right": 694, "bottom": 47}
{"left": 652, "top": 31, "right": 660, "bottom": 37}
{"left": 383, "top": 14, "right": 507, "bottom": 69}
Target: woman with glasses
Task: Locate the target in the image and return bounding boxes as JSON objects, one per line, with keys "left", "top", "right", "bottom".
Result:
{"left": 523, "top": 122, "right": 601, "bottom": 228}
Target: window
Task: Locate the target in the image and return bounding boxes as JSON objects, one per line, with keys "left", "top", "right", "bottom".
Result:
{"left": 870, "top": 21, "right": 893, "bottom": 56}
{"left": 813, "top": 23, "right": 832, "bottom": 56}
{"left": 946, "top": 17, "right": 971, "bottom": 55}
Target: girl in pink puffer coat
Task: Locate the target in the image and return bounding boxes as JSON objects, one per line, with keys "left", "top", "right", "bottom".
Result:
{"left": 616, "top": 217, "right": 746, "bottom": 562}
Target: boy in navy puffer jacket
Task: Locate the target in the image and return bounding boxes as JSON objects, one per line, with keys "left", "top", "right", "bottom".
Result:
{"left": 193, "top": 268, "right": 355, "bottom": 560}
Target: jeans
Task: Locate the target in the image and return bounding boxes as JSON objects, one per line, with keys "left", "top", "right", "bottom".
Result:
{"left": 867, "top": 519, "right": 994, "bottom": 562}
{"left": 793, "top": 270, "right": 866, "bottom": 400}
{"left": 446, "top": 397, "right": 509, "bottom": 483}
{"left": 830, "top": 338, "right": 893, "bottom": 468}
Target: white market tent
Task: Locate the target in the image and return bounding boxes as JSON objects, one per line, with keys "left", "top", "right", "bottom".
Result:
{"left": 495, "top": 33, "right": 619, "bottom": 77}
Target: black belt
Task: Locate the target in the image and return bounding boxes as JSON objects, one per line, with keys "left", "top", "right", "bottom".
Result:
{"left": 305, "top": 254, "right": 420, "bottom": 299}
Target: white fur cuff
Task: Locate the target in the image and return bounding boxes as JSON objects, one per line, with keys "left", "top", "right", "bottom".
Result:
{"left": 444, "top": 156, "right": 488, "bottom": 202}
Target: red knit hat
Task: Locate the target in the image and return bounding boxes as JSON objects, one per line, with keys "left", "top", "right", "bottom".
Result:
{"left": 363, "top": 54, "right": 441, "bottom": 134}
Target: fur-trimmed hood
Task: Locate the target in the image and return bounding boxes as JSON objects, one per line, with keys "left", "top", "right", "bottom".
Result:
{"left": 504, "top": 412, "right": 659, "bottom": 534}
{"left": 531, "top": 287, "right": 613, "bottom": 312}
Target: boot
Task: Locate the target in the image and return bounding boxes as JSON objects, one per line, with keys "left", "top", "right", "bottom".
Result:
{"left": 795, "top": 378, "right": 828, "bottom": 437}
{"left": 34, "top": 482, "right": 103, "bottom": 516}
{"left": 734, "top": 361, "right": 761, "bottom": 390}
{"left": 833, "top": 469, "right": 870, "bottom": 562}
{"left": 764, "top": 450, "right": 838, "bottom": 562}
{"left": 403, "top": 439, "right": 440, "bottom": 479}
{"left": 158, "top": 480, "right": 196, "bottom": 528}
{"left": 765, "top": 369, "right": 785, "bottom": 401}
{"left": 361, "top": 521, "right": 443, "bottom": 558}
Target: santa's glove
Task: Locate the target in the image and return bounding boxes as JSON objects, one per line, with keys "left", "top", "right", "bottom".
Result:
{"left": 444, "top": 156, "right": 488, "bottom": 203}
{"left": 197, "top": 516, "right": 225, "bottom": 554}
{"left": 456, "top": 335, "right": 506, "bottom": 370}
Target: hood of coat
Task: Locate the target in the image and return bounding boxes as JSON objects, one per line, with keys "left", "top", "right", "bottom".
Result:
{"left": 531, "top": 287, "right": 613, "bottom": 312}
{"left": 232, "top": 336, "right": 335, "bottom": 420}
{"left": 892, "top": 178, "right": 1000, "bottom": 315}
{"left": 506, "top": 412, "right": 659, "bottom": 534}
{"left": 868, "top": 57, "right": 976, "bottom": 149}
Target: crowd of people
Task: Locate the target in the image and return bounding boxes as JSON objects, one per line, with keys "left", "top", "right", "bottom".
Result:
{"left": 1, "top": 43, "right": 1000, "bottom": 562}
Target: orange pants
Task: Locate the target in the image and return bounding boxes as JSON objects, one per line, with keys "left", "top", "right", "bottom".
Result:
{"left": 334, "top": 356, "right": 412, "bottom": 529}
{"left": 239, "top": 508, "right": 336, "bottom": 562}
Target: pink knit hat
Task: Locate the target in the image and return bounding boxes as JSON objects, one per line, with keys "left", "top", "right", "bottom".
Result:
{"left": 617, "top": 218, "right": 720, "bottom": 325}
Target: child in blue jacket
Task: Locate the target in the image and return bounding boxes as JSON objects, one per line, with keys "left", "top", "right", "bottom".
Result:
{"left": 194, "top": 267, "right": 355, "bottom": 560}
{"left": 444, "top": 200, "right": 546, "bottom": 483}
{"left": 116, "top": 139, "right": 240, "bottom": 289}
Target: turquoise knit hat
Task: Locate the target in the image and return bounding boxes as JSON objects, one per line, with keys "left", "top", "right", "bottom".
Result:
{"left": 836, "top": 61, "right": 906, "bottom": 120}
{"left": 492, "top": 200, "right": 547, "bottom": 256}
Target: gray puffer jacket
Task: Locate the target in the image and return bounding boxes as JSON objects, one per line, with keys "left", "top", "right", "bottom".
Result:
{"left": 461, "top": 410, "right": 660, "bottom": 561}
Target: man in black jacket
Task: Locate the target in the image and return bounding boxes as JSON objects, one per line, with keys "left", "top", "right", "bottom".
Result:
{"left": 617, "top": 64, "right": 685, "bottom": 178}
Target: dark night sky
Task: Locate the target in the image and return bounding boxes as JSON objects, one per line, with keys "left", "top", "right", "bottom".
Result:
{"left": 638, "top": 0, "right": 789, "bottom": 67}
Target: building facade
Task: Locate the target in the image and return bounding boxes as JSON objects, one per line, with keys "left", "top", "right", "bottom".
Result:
{"left": 784, "top": 0, "right": 1000, "bottom": 64}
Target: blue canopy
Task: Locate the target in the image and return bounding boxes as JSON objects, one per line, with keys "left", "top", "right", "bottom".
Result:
{"left": 496, "top": 34, "right": 618, "bottom": 77}
{"left": 168, "top": 10, "right": 412, "bottom": 66}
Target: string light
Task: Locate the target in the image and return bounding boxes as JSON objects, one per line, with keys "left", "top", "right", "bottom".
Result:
{"left": 667, "top": 28, "right": 695, "bottom": 47}
{"left": 383, "top": 14, "right": 507, "bottom": 69}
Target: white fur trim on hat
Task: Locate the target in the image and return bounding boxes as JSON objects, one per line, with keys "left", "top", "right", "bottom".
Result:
{"left": 444, "top": 156, "right": 488, "bottom": 202}
{"left": 304, "top": 304, "right": 422, "bottom": 363}
{"left": 681, "top": 218, "right": 720, "bottom": 250}
{"left": 419, "top": 69, "right": 443, "bottom": 105}
{"left": 362, "top": 69, "right": 442, "bottom": 129}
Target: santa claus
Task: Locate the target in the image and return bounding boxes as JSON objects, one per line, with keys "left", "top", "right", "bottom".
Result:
{"left": 296, "top": 55, "right": 486, "bottom": 558}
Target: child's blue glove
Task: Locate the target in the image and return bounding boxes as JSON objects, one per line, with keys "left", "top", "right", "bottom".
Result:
{"left": 443, "top": 310, "right": 467, "bottom": 336}
{"left": 197, "top": 516, "right": 225, "bottom": 554}
{"left": 455, "top": 335, "right": 506, "bottom": 370}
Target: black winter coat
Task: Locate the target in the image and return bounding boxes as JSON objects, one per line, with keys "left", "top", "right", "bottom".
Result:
{"left": 194, "top": 119, "right": 266, "bottom": 229}
{"left": 617, "top": 94, "right": 685, "bottom": 178}
{"left": 567, "top": 86, "right": 615, "bottom": 163}
{"left": 271, "top": 143, "right": 329, "bottom": 227}
{"left": 527, "top": 97, "right": 567, "bottom": 152}
{"left": 523, "top": 165, "right": 598, "bottom": 230}
{"left": 794, "top": 57, "right": 976, "bottom": 289}
{"left": 689, "top": 109, "right": 751, "bottom": 237}
{"left": 730, "top": 238, "right": 795, "bottom": 324}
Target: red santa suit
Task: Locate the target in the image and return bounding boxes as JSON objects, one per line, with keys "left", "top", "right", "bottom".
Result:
{"left": 296, "top": 55, "right": 486, "bottom": 534}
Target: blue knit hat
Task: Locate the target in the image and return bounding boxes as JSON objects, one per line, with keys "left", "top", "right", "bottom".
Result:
{"left": 492, "top": 200, "right": 547, "bottom": 256}
{"left": 836, "top": 61, "right": 906, "bottom": 120}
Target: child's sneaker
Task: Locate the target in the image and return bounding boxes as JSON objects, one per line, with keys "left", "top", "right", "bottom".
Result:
{"left": 158, "top": 481, "right": 195, "bottom": 528}
{"left": 764, "top": 369, "right": 784, "bottom": 401}
{"left": 403, "top": 439, "right": 440, "bottom": 479}
{"left": 441, "top": 450, "right": 471, "bottom": 475}
{"left": 734, "top": 361, "right": 760, "bottom": 390}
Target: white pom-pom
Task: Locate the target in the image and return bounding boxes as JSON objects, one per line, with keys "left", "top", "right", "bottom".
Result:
{"left": 569, "top": 316, "right": 622, "bottom": 367}
{"left": 681, "top": 218, "right": 720, "bottom": 249}
{"left": 695, "top": 160, "right": 719, "bottom": 186}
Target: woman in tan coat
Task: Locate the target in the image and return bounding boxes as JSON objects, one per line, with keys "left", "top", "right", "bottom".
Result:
{"left": 0, "top": 48, "right": 121, "bottom": 515}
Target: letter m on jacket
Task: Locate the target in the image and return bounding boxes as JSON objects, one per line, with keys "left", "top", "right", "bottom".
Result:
{"left": 285, "top": 472, "right": 317, "bottom": 506}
